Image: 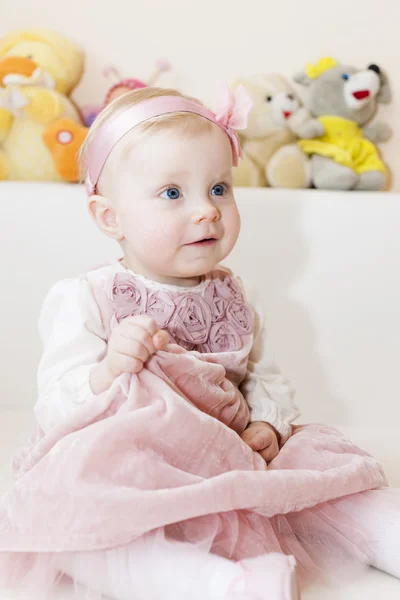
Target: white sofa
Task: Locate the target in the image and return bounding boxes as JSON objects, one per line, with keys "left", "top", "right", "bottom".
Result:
{"left": 1, "top": 182, "right": 399, "bottom": 599}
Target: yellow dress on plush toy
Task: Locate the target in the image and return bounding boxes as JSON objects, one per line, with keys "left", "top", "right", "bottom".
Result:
{"left": 299, "top": 116, "right": 386, "bottom": 175}
{"left": 0, "top": 29, "right": 87, "bottom": 181}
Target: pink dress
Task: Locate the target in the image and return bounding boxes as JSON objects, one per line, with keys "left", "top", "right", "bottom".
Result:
{"left": 0, "top": 265, "right": 395, "bottom": 598}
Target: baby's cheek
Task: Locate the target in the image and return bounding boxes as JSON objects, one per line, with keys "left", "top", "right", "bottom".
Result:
{"left": 221, "top": 207, "right": 241, "bottom": 251}
{"left": 141, "top": 219, "right": 177, "bottom": 254}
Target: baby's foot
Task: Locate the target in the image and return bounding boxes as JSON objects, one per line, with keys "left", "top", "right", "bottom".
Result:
{"left": 225, "top": 553, "right": 299, "bottom": 600}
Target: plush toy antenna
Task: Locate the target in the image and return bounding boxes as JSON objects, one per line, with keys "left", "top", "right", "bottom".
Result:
{"left": 147, "top": 60, "right": 171, "bottom": 86}
{"left": 102, "top": 65, "right": 122, "bottom": 84}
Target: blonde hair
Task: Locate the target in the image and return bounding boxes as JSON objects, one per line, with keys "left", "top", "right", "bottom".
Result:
{"left": 80, "top": 87, "right": 213, "bottom": 187}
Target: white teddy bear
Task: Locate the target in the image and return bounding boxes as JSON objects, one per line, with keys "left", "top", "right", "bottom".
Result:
{"left": 232, "top": 74, "right": 310, "bottom": 188}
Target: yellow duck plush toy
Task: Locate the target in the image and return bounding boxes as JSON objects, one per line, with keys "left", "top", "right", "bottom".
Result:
{"left": 0, "top": 28, "right": 88, "bottom": 182}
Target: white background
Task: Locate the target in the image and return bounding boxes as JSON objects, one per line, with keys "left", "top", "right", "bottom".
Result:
{"left": 1, "top": 0, "right": 399, "bottom": 189}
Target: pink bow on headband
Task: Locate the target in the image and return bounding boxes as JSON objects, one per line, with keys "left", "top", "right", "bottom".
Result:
{"left": 214, "top": 80, "right": 253, "bottom": 165}
{"left": 215, "top": 80, "right": 254, "bottom": 131}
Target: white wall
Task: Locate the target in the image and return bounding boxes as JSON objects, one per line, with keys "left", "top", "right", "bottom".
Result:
{"left": 2, "top": 0, "right": 399, "bottom": 189}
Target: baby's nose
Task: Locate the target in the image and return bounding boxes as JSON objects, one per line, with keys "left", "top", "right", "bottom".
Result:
{"left": 192, "top": 202, "right": 220, "bottom": 224}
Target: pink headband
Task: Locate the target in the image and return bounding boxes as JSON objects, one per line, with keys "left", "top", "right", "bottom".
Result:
{"left": 86, "top": 82, "right": 253, "bottom": 195}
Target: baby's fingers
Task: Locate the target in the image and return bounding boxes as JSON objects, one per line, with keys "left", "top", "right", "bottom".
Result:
{"left": 153, "top": 330, "right": 170, "bottom": 350}
{"left": 117, "top": 354, "right": 143, "bottom": 375}
{"left": 259, "top": 441, "right": 280, "bottom": 464}
{"left": 241, "top": 427, "right": 274, "bottom": 452}
{"left": 116, "top": 337, "right": 150, "bottom": 363}
{"left": 121, "top": 323, "right": 155, "bottom": 356}
{"left": 126, "top": 315, "right": 158, "bottom": 337}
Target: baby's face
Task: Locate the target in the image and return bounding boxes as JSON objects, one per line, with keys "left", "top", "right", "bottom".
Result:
{"left": 113, "top": 124, "right": 241, "bottom": 285}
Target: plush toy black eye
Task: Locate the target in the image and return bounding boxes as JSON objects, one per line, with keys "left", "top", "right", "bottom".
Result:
{"left": 368, "top": 64, "right": 381, "bottom": 75}
{"left": 341, "top": 73, "right": 350, "bottom": 81}
{"left": 266, "top": 96, "right": 273, "bottom": 102}
{"left": 287, "top": 94, "right": 294, "bottom": 101}
{"left": 27, "top": 54, "right": 33, "bottom": 60}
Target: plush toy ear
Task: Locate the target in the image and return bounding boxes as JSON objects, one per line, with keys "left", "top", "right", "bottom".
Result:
{"left": 293, "top": 71, "right": 312, "bottom": 87}
{"left": 376, "top": 70, "right": 392, "bottom": 104}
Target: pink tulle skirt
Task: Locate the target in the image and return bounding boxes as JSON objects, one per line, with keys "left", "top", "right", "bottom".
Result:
{"left": 0, "top": 349, "right": 392, "bottom": 598}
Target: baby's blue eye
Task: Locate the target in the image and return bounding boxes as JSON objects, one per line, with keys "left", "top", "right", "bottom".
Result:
{"left": 211, "top": 184, "right": 226, "bottom": 197}
{"left": 161, "top": 187, "right": 181, "bottom": 200}
{"left": 341, "top": 73, "right": 350, "bottom": 81}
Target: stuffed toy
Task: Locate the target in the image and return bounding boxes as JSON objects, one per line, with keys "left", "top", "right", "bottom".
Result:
{"left": 293, "top": 57, "right": 392, "bottom": 190}
{"left": 0, "top": 28, "right": 87, "bottom": 182}
{"left": 231, "top": 74, "right": 310, "bottom": 188}
{"left": 81, "top": 60, "right": 171, "bottom": 127}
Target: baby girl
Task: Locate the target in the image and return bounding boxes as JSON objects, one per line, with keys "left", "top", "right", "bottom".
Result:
{"left": 0, "top": 84, "right": 399, "bottom": 600}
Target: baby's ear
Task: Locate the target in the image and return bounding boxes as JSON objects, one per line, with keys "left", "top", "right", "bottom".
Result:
{"left": 88, "top": 195, "right": 124, "bottom": 240}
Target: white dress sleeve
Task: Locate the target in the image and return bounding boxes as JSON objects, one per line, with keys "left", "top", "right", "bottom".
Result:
{"left": 34, "top": 278, "right": 107, "bottom": 432}
{"left": 240, "top": 279, "right": 301, "bottom": 442}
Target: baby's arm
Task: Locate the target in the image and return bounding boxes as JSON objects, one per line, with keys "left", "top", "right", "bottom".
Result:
{"left": 239, "top": 282, "right": 301, "bottom": 460}
{"left": 35, "top": 278, "right": 108, "bottom": 432}
{"left": 36, "top": 278, "right": 169, "bottom": 432}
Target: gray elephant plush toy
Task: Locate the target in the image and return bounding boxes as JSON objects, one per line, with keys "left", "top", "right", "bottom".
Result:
{"left": 293, "top": 57, "right": 392, "bottom": 191}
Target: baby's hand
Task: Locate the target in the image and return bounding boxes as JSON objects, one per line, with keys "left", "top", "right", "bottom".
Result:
{"left": 241, "top": 422, "right": 280, "bottom": 464}
{"left": 91, "top": 316, "right": 169, "bottom": 394}
{"left": 107, "top": 315, "right": 169, "bottom": 377}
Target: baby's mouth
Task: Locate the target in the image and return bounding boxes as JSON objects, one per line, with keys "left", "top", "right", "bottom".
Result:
{"left": 186, "top": 237, "right": 218, "bottom": 247}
